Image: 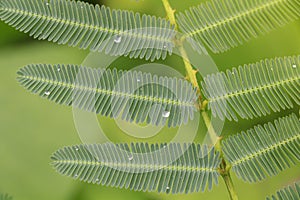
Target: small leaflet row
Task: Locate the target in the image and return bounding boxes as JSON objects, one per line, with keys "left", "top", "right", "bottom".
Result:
{"left": 266, "top": 181, "right": 300, "bottom": 200}
{"left": 223, "top": 113, "right": 300, "bottom": 183}
{"left": 177, "top": 0, "right": 300, "bottom": 54}
{"left": 202, "top": 55, "right": 300, "bottom": 121}
{"left": 0, "top": 0, "right": 176, "bottom": 61}
{"left": 17, "top": 64, "right": 198, "bottom": 127}
{"left": 51, "top": 143, "right": 221, "bottom": 194}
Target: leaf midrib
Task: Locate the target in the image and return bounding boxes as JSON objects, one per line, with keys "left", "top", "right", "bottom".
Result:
{"left": 53, "top": 159, "right": 219, "bottom": 173}
{"left": 3, "top": 6, "right": 173, "bottom": 44}
{"left": 231, "top": 133, "right": 300, "bottom": 167}
{"left": 208, "top": 75, "right": 300, "bottom": 103}
{"left": 186, "top": 0, "right": 284, "bottom": 37}
{"left": 19, "top": 74, "right": 196, "bottom": 107}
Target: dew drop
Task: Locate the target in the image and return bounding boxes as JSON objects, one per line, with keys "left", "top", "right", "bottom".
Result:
{"left": 137, "top": 79, "right": 141, "bottom": 82}
{"left": 292, "top": 64, "right": 297, "bottom": 68}
{"left": 162, "top": 111, "right": 170, "bottom": 118}
{"left": 114, "top": 35, "right": 122, "bottom": 43}
{"left": 166, "top": 186, "right": 170, "bottom": 190}
{"left": 75, "top": 147, "right": 79, "bottom": 151}
{"left": 74, "top": 174, "right": 78, "bottom": 178}
{"left": 163, "top": 145, "right": 167, "bottom": 148}
{"left": 128, "top": 155, "right": 133, "bottom": 161}
{"left": 44, "top": 91, "right": 51, "bottom": 96}
{"left": 95, "top": 178, "right": 99, "bottom": 182}
{"left": 270, "top": 68, "right": 274, "bottom": 71}
{"left": 57, "top": 66, "right": 61, "bottom": 72}
{"left": 46, "top": 2, "right": 49, "bottom": 6}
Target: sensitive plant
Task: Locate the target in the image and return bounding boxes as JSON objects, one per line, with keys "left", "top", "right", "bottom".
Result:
{"left": 0, "top": 0, "right": 299, "bottom": 199}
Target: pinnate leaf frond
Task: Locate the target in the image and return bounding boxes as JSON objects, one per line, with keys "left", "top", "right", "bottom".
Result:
{"left": 177, "top": 0, "right": 300, "bottom": 54}
{"left": 0, "top": 0, "right": 175, "bottom": 61}
{"left": 202, "top": 55, "right": 300, "bottom": 121}
{"left": 17, "top": 64, "right": 198, "bottom": 127}
{"left": 51, "top": 143, "right": 221, "bottom": 194}
{"left": 266, "top": 181, "right": 300, "bottom": 200}
{"left": 223, "top": 113, "right": 300, "bottom": 183}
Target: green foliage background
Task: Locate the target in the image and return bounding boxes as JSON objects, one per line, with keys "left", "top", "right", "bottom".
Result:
{"left": 0, "top": 0, "right": 299, "bottom": 200}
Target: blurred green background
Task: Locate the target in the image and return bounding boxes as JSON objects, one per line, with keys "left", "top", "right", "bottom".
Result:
{"left": 0, "top": 0, "right": 299, "bottom": 200}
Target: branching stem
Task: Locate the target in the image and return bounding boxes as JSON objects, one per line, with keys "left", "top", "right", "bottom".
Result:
{"left": 221, "top": 168, "right": 239, "bottom": 200}
{"left": 161, "top": 0, "right": 201, "bottom": 104}
{"left": 161, "top": 1, "right": 239, "bottom": 199}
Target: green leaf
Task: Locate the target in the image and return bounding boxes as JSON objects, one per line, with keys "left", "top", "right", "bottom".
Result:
{"left": 51, "top": 143, "right": 221, "bottom": 194}
{"left": 202, "top": 55, "right": 300, "bottom": 121}
{"left": 0, "top": 0, "right": 176, "bottom": 61}
{"left": 222, "top": 113, "right": 300, "bottom": 183}
{"left": 177, "top": 0, "right": 300, "bottom": 54}
{"left": 266, "top": 181, "right": 300, "bottom": 200}
{"left": 0, "top": 194, "right": 13, "bottom": 200}
{"left": 17, "top": 64, "right": 198, "bottom": 127}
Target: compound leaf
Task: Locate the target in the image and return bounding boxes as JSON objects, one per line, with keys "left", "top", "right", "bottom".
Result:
{"left": 177, "top": 0, "right": 300, "bottom": 54}
{"left": 266, "top": 181, "right": 300, "bottom": 200}
{"left": 17, "top": 64, "right": 198, "bottom": 127}
{"left": 51, "top": 143, "right": 221, "bottom": 194}
{"left": 223, "top": 113, "right": 300, "bottom": 183}
{"left": 0, "top": 0, "right": 176, "bottom": 61}
{"left": 202, "top": 55, "right": 300, "bottom": 121}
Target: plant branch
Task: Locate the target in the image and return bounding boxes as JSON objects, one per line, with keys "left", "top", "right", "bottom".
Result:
{"left": 201, "top": 109, "right": 220, "bottom": 149}
{"left": 161, "top": 0, "right": 177, "bottom": 29}
{"left": 161, "top": 0, "right": 201, "bottom": 105}
{"left": 202, "top": 107, "right": 238, "bottom": 200}
{"left": 161, "top": 1, "right": 238, "bottom": 199}
{"left": 221, "top": 168, "right": 239, "bottom": 200}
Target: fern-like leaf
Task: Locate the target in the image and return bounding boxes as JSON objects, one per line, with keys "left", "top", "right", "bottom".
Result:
{"left": 51, "top": 143, "right": 221, "bottom": 194}
{"left": 202, "top": 55, "right": 300, "bottom": 121}
{"left": 223, "top": 113, "right": 300, "bottom": 183}
{"left": 17, "top": 64, "right": 198, "bottom": 127}
{"left": 0, "top": 0, "right": 175, "bottom": 61}
{"left": 266, "top": 181, "right": 300, "bottom": 200}
{"left": 0, "top": 194, "right": 12, "bottom": 200}
{"left": 177, "top": 0, "right": 300, "bottom": 54}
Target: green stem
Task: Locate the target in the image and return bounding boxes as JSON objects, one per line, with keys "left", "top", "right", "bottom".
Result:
{"left": 221, "top": 169, "right": 239, "bottom": 200}
{"left": 202, "top": 109, "right": 238, "bottom": 200}
{"left": 202, "top": 108, "right": 238, "bottom": 200}
{"left": 161, "top": 1, "right": 239, "bottom": 199}
{"left": 201, "top": 109, "right": 220, "bottom": 149}
{"left": 161, "top": 0, "right": 177, "bottom": 29}
{"left": 161, "top": 0, "right": 201, "bottom": 104}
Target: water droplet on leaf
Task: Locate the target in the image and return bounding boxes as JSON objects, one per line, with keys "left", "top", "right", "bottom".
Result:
{"left": 44, "top": 91, "right": 51, "bottom": 96}
{"left": 162, "top": 111, "right": 170, "bottom": 118}
{"left": 128, "top": 155, "right": 133, "bottom": 161}
{"left": 114, "top": 35, "right": 122, "bottom": 43}
{"left": 292, "top": 64, "right": 297, "bottom": 68}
